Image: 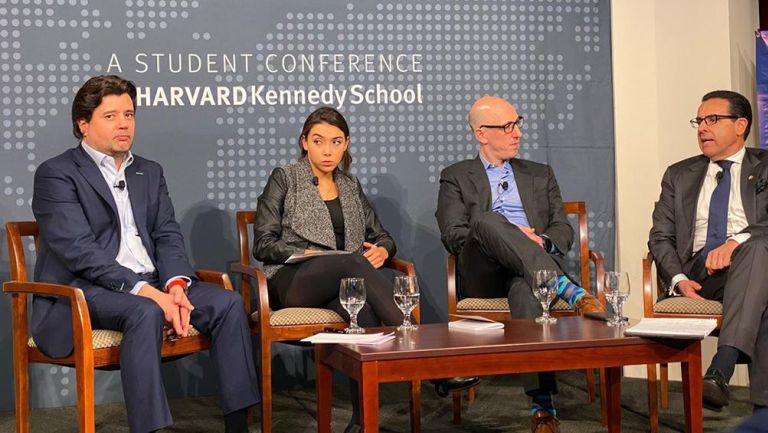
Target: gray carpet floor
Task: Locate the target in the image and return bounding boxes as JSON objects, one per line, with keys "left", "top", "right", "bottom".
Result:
{"left": 0, "top": 371, "right": 752, "bottom": 432}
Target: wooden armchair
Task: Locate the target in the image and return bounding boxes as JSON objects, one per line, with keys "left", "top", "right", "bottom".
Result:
{"left": 642, "top": 251, "right": 722, "bottom": 433}
{"left": 231, "top": 210, "right": 421, "bottom": 433}
{"left": 3, "top": 221, "right": 232, "bottom": 433}
{"left": 446, "top": 201, "right": 608, "bottom": 425}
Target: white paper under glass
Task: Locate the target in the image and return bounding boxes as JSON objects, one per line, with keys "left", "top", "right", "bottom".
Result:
{"left": 339, "top": 277, "right": 366, "bottom": 334}
{"left": 533, "top": 269, "right": 559, "bottom": 324}
{"left": 393, "top": 275, "right": 419, "bottom": 330}
{"left": 604, "top": 271, "right": 630, "bottom": 327}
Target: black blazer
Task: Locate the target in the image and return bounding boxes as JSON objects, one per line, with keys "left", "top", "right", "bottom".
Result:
{"left": 435, "top": 156, "right": 573, "bottom": 257}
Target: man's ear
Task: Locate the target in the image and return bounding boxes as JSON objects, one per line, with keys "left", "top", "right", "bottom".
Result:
{"left": 78, "top": 119, "right": 89, "bottom": 137}
{"left": 473, "top": 127, "right": 487, "bottom": 145}
{"left": 734, "top": 118, "right": 748, "bottom": 139}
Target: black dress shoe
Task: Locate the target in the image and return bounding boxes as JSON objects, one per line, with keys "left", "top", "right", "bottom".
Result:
{"left": 703, "top": 369, "right": 730, "bottom": 410}
{"left": 431, "top": 377, "right": 481, "bottom": 397}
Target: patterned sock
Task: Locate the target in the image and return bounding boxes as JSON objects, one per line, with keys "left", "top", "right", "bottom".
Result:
{"left": 531, "top": 392, "right": 556, "bottom": 416}
{"left": 554, "top": 275, "right": 587, "bottom": 307}
{"left": 708, "top": 345, "right": 740, "bottom": 383}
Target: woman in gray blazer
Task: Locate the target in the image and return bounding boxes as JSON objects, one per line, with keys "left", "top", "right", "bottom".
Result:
{"left": 253, "top": 106, "right": 402, "bottom": 328}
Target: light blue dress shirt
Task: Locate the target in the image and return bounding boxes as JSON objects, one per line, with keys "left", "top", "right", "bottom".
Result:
{"left": 480, "top": 154, "right": 531, "bottom": 228}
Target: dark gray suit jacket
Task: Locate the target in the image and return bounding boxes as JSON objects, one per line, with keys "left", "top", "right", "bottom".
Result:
{"left": 31, "top": 145, "right": 195, "bottom": 358}
{"left": 435, "top": 156, "right": 573, "bottom": 257}
{"left": 649, "top": 147, "right": 768, "bottom": 288}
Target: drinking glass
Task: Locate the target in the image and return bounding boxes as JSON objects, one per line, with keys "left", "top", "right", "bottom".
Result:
{"left": 604, "top": 271, "right": 630, "bottom": 327}
{"left": 533, "top": 270, "right": 559, "bottom": 324}
{"left": 339, "top": 277, "right": 366, "bottom": 334}
{"left": 393, "top": 275, "right": 419, "bottom": 330}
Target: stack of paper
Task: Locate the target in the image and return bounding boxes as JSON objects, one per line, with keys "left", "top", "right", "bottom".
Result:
{"left": 448, "top": 314, "right": 505, "bottom": 332}
{"left": 286, "top": 250, "right": 350, "bottom": 264}
{"left": 624, "top": 318, "right": 718, "bottom": 339}
{"left": 301, "top": 332, "right": 395, "bottom": 345}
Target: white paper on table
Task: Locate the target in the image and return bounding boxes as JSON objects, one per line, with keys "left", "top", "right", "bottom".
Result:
{"left": 624, "top": 318, "right": 718, "bottom": 339}
{"left": 285, "top": 250, "right": 351, "bottom": 264}
{"left": 448, "top": 315, "right": 505, "bottom": 332}
{"left": 300, "top": 332, "right": 396, "bottom": 345}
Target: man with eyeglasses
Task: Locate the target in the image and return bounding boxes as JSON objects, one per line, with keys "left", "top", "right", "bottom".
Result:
{"left": 436, "top": 95, "right": 605, "bottom": 433}
{"left": 649, "top": 90, "right": 768, "bottom": 412}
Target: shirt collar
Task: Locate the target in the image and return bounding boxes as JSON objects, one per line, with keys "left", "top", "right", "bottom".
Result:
{"left": 478, "top": 153, "right": 512, "bottom": 172}
{"left": 81, "top": 141, "right": 134, "bottom": 171}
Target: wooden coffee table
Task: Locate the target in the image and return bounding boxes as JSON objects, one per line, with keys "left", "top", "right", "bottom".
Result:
{"left": 315, "top": 317, "right": 702, "bottom": 433}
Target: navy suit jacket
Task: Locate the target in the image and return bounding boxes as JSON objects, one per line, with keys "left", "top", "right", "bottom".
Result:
{"left": 31, "top": 145, "right": 195, "bottom": 358}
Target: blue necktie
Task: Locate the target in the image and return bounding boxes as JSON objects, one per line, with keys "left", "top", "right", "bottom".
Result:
{"left": 701, "top": 160, "right": 733, "bottom": 256}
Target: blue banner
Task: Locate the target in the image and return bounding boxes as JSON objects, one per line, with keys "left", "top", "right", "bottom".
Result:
{"left": 757, "top": 31, "right": 768, "bottom": 148}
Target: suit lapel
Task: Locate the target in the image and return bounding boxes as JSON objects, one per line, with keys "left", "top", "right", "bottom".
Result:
{"left": 510, "top": 159, "right": 538, "bottom": 229}
{"left": 741, "top": 149, "right": 760, "bottom": 225}
{"left": 468, "top": 157, "right": 492, "bottom": 211}
{"left": 125, "top": 161, "right": 148, "bottom": 239}
{"left": 73, "top": 146, "right": 118, "bottom": 218}
{"left": 681, "top": 157, "right": 709, "bottom": 253}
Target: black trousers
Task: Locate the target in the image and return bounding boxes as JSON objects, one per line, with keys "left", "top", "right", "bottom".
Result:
{"left": 85, "top": 277, "right": 260, "bottom": 433}
{"left": 269, "top": 253, "right": 402, "bottom": 327}
{"left": 685, "top": 236, "right": 768, "bottom": 405}
{"left": 458, "top": 212, "right": 562, "bottom": 395}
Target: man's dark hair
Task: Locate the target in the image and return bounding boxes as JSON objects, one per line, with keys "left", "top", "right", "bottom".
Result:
{"left": 71, "top": 75, "right": 137, "bottom": 140}
{"left": 702, "top": 90, "right": 752, "bottom": 141}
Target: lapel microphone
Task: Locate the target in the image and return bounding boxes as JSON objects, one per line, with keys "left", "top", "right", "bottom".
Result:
{"left": 500, "top": 181, "right": 509, "bottom": 191}
{"left": 113, "top": 180, "right": 126, "bottom": 191}
{"left": 715, "top": 171, "right": 723, "bottom": 184}
{"left": 311, "top": 176, "right": 319, "bottom": 186}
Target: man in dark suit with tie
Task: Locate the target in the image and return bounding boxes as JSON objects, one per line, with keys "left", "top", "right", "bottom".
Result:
{"left": 31, "top": 75, "right": 260, "bottom": 433}
{"left": 649, "top": 90, "right": 768, "bottom": 412}
{"left": 436, "top": 95, "right": 604, "bottom": 433}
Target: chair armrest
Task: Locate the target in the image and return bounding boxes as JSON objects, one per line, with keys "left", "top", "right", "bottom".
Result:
{"left": 446, "top": 254, "right": 458, "bottom": 318}
{"left": 4, "top": 281, "right": 94, "bottom": 358}
{"left": 642, "top": 251, "right": 656, "bottom": 318}
{"left": 588, "top": 249, "right": 606, "bottom": 305}
{"left": 386, "top": 257, "right": 415, "bottom": 276}
{"left": 230, "top": 263, "right": 269, "bottom": 322}
{"left": 195, "top": 269, "right": 233, "bottom": 290}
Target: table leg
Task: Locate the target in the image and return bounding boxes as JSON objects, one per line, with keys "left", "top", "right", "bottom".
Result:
{"left": 315, "top": 347, "right": 333, "bottom": 433}
{"left": 681, "top": 343, "right": 703, "bottom": 433}
{"left": 409, "top": 380, "right": 421, "bottom": 433}
{"left": 360, "top": 362, "right": 379, "bottom": 433}
{"left": 604, "top": 367, "right": 622, "bottom": 433}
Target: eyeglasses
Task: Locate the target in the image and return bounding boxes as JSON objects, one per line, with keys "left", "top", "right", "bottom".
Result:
{"left": 689, "top": 114, "right": 740, "bottom": 128}
{"left": 480, "top": 117, "right": 524, "bottom": 134}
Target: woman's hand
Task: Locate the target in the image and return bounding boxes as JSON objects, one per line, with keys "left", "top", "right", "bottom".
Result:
{"left": 362, "top": 241, "right": 389, "bottom": 268}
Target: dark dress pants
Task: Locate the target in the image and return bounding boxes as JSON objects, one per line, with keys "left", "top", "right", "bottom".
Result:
{"left": 681, "top": 236, "right": 768, "bottom": 405}
{"left": 458, "top": 212, "right": 561, "bottom": 395}
{"left": 269, "top": 253, "right": 402, "bottom": 327}
{"left": 86, "top": 279, "right": 260, "bottom": 433}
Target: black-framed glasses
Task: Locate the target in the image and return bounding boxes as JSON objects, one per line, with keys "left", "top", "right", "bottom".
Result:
{"left": 480, "top": 117, "right": 524, "bottom": 134}
{"left": 689, "top": 114, "right": 740, "bottom": 128}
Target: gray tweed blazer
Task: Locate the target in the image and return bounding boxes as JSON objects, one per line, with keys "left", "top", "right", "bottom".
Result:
{"left": 253, "top": 158, "right": 396, "bottom": 278}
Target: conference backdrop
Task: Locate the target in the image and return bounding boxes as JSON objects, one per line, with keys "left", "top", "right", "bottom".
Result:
{"left": 0, "top": 0, "right": 615, "bottom": 410}
{"left": 758, "top": 31, "right": 768, "bottom": 148}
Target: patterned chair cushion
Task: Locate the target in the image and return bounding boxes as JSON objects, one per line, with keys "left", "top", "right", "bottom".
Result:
{"left": 456, "top": 298, "right": 573, "bottom": 312}
{"left": 653, "top": 297, "right": 723, "bottom": 315}
{"left": 251, "top": 307, "right": 345, "bottom": 326}
{"left": 28, "top": 327, "right": 201, "bottom": 350}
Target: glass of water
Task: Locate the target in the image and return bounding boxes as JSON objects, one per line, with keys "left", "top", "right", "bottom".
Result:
{"left": 604, "top": 271, "right": 630, "bottom": 327}
{"left": 533, "top": 270, "right": 559, "bottom": 324}
{"left": 339, "top": 277, "right": 366, "bottom": 334}
{"left": 393, "top": 275, "right": 419, "bottom": 330}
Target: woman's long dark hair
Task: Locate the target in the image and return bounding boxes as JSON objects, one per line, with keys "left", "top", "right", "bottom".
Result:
{"left": 298, "top": 107, "right": 352, "bottom": 172}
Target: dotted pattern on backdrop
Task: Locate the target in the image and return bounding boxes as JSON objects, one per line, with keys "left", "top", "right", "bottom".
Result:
{"left": 204, "top": 0, "right": 605, "bottom": 213}
{"left": 0, "top": 0, "right": 111, "bottom": 209}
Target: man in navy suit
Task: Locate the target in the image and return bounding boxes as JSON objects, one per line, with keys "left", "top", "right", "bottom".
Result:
{"left": 31, "top": 75, "right": 259, "bottom": 433}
